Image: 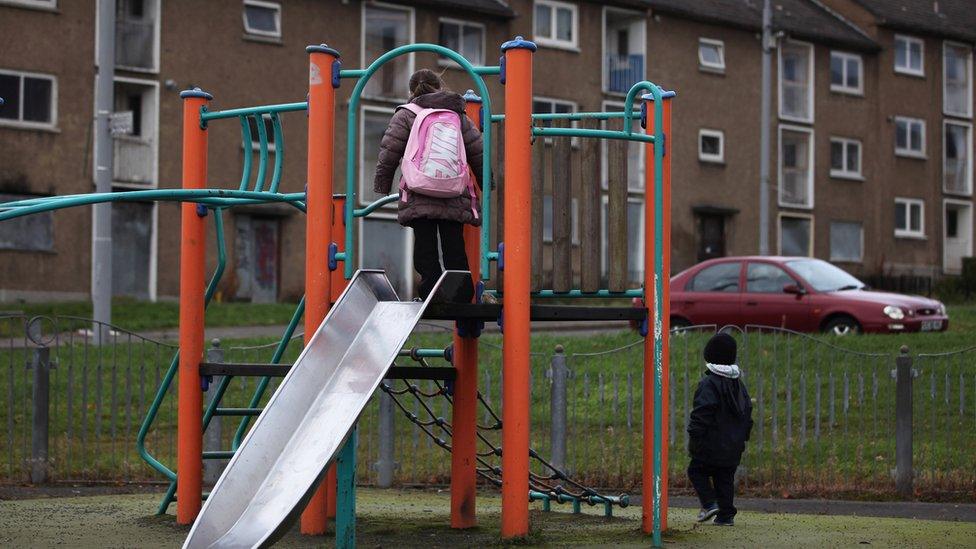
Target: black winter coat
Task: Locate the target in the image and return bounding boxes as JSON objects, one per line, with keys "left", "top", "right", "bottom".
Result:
{"left": 687, "top": 371, "right": 754, "bottom": 467}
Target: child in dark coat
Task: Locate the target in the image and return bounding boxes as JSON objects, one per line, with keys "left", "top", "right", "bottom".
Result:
{"left": 687, "top": 333, "right": 753, "bottom": 526}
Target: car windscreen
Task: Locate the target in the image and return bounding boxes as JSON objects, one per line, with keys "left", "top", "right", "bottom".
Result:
{"left": 785, "top": 259, "right": 865, "bottom": 292}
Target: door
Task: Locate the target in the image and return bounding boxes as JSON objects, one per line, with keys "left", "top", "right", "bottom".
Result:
{"left": 743, "top": 262, "right": 811, "bottom": 330}
{"left": 112, "top": 202, "right": 153, "bottom": 300}
{"left": 679, "top": 261, "right": 743, "bottom": 327}
{"left": 697, "top": 213, "right": 726, "bottom": 261}
{"left": 944, "top": 201, "right": 973, "bottom": 274}
{"left": 235, "top": 215, "right": 280, "bottom": 303}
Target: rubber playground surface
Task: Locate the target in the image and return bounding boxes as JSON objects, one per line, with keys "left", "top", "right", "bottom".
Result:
{"left": 2, "top": 488, "right": 975, "bottom": 548}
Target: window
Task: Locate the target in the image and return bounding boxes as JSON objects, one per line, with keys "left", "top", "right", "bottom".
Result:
{"left": 242, "top": 0, "right": 281, "bottom": 39}
{"left": 698, "top": 39, "right": 725, "bottom": 72}
{"left": 944, "top": 121, "right": 972, "bottom": 195}
{"left": 534, "top": 97, "right": 577, "bottom": 145}
{"left": 944, "top": 41, "right": 973, "bottom": 117}
{"left": 779, "top": 214, "right": 813, "bottom": 256}
{"left": 112, "top": 202, "right": 154, "bottom": 299}
{"left": 778, "top": 126, "right": 814, "bottom": 208}
{"left": 0, "top": 194, "right": 54, "bottom": 251}
{"left": 363, "top": 4, "right": 413, "bottom": 100}
{"left": 894, "top": 35, "right": 924, "bottom": 76}
{"left": 0, "top": 70, "right": 56, "bottom": 129}
{"left": 247, "top": 114, "right": 276, "bottom": 152}
{"left": 698, "top": 129, "right": 724, "bottom": 163}
{"left": 894, "top": 198, "right": 924, "bottom": 238}
{"left": 438, "top": 19, "right": 484, "bottom": 66}
{"left": 112, "top": 78, "right": 159, "bottom": 187}
{"left": 359, "top": 216, "right": 413, "bottom": 297}
{"left": 894, "top": 117, "right": 925, "bottom": 157}
{"left": 116, "top": 0, "right": 160, "bottom": 71}
{"left": 829, "top": 137, "right": 862, "bottom": 180}
{"left": 534, "top": 0, "right": 578, "bottom": 50}
{"left": 604, "top": 10, "right": 645, "bottom": 94}
{"left": 829, "top": 221, "right": 863, "bottom": 262}
{"left": 543, "top": 196, "right": 580, "bottom": 244}
{"left": 746, "top": 263, "right": 797, "bottom": 293}
{"left": 830, "top": 51, "right": 863, "bottom": 95}
{"left": 689, "top": 262, "right": 741, "bottom": 293}
{"left": 779, "top": 41, "right": 814, "bottom": 122}
{"left": 360, "top": 106, "right": 400, "bottom": 206}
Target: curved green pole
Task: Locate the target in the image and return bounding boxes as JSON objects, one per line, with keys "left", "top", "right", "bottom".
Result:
{"left": 253, "top": 114, "right": 269, "bottom": 192}
{"left": 231, "top": 297, "right": 305, "bottom": 449}
{"left": 269, "top": 112, "right": 284, "bottom": 193}
{"left": 342, "top": 43, "right": 495, "bottom": 281}
{"left": 353, "top": 193, "right": 398, "bottom": 217}
{"left": 138, "top": 208, "right": 227, "bottom": 513}
{"left": 239, "top": 116, "right": 253, "bottom": 191}
{"left": 623, "top": 81, "right": 657, "bottom": 136}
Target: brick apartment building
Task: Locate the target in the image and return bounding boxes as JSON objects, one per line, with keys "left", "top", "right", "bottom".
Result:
{"left": 0, "top": 0, "right": 973, "bottom": 303}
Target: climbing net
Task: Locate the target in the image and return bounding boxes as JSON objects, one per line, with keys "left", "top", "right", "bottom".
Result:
{"left": 379, "top": 349, "right": 629, "bottom": 515}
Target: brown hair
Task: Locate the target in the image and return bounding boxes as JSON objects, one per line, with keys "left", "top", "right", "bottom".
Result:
{"left": 408, "top": 69, "right": 446, "bottom": 100}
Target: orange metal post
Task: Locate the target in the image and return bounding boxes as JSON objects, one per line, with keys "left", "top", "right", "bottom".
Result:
{"left": 660, "top": 96, "right": 673, "bottom": 531}
{"left": 301, "top": 44, "right": 339, "bottom": 535}
{"left": 500, "top": 36, "right": 535, "bottom": 540}
{"left": 176, "top": 87, "right": 212, "bottom": 525}
{"left": 449, "top": 92, "right": 484, "bottom": 529}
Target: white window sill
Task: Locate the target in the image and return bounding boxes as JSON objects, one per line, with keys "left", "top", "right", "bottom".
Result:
{"left": 894, "top": 67, "right": 925, "bottom": 78}
{"left": 779, "top": 113, "right": 814, "bottom": 125}
{"left": 894, "top": 150, "right": 927, "bottom": 160}
{"left": 117, "top": 64, "right": 160, "bottom": 75}
{"left": 699, "top": 157, "right": 725, "bottom": 165}
{"left": 777, "top": 201, "right": 814, "bottom": 210}
{"left": 829, "top": 86, "right": 863, "bottom": 97}
{"left": 894, "top": 232, "right": 927, "bottom": 240}
{"left": 942, "top": 188, "right": 973, "bottom": 198}
{"left": 533, "top": 38, "right": 580, "bottom": 53}
{"left": 943, "top": 109, "right": 973, "bottom": 119}
{"left": 243, "top": 33, "right": 283, "bottom": 46}
{"left": 830, "top": 171, "right": 864, "bottom": 181}
{"left": 0, "top": 121, "right": 60, "bottom": 133}
{"left": 699, "top": 65, "right": 726, "bottom": 75}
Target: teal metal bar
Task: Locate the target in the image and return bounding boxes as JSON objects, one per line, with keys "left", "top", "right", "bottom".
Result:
{"left": 531, "top": 288, "right": 644, "bottom": 298}
{"left": 342, "top": 43, "right": 494, "bottom": 281}
{"left": 253, "top": 114, "right": 269, "bottom": 192}
{"left": 532, "top": 111, "right": 642, "bottom": 121}
{"left": 532, "top": 126, "right": 655, "bottom": 144}
{"left": 473, "top": 66, "right": 501, "bottom": 75}
{"left": 352, "top": 194, "right": 398, "bottom": 217}
{"left": 200, "top": 101, "right": 307, "bottom": 122}
{"left": 336, "top": 428, "right": 357, "bottom": 549}
{"left": 399, "top": 348, "right": 448, "bottom": 358}
{"left": 238, "top": 116, "right": 252, "bottom": 191}
{"left": 269, "top": 112, "right": 284, "bottom": 193}
{"left": 623, "top": 81, "right": 657, "bottom": 135}
{"left": 334, "top": 252, "right": 346, "bottom": 262}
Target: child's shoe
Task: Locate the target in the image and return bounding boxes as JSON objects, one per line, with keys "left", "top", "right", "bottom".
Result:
{"left": 713, "top": 516, "right": 734, "bottom": 526}
{"left": 696, "top": 504, "right": 719, "bottom": 522}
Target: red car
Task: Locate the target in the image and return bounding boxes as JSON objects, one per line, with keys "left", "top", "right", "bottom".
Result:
{"left": 670, "top": 257, "right": 949, "bottom": 335}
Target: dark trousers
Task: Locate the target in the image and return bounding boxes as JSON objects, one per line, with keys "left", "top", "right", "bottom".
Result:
{"left": 412, "top": 219, "right": 472, "bottom": 301}
{"left": 687, "top": 458, "right": 737, "bottom": 520}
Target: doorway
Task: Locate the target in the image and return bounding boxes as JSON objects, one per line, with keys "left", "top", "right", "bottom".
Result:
{"left": 944, "top": 200, "right": 973, "bottom": 274}
{"left": 235, "top": 215, "right": 280, "bottom": 303}
{"left": 696, "top": 212, "right": 727, "bottom": 262}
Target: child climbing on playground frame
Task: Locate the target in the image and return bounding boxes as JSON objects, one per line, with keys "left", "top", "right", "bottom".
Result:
{"left": 688, "top": 333, "right": 754, "bottom": 526}
{"left": 373, "top": 68, "right": 485, "bottom": 302}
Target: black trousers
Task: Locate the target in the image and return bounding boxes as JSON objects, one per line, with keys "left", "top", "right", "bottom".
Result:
{"left": 411, "top": 219, "right": 472, "bottom": 302}
{"left": 687, "top": 458, "right": 737, "bottom": 520}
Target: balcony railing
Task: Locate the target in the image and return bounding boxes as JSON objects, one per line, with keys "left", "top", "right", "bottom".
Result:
{"left": 114, "top": 137, "right": 154, "bottom": 185}
{"left": 606, "top": 54, "right": 645, "bottom": 94}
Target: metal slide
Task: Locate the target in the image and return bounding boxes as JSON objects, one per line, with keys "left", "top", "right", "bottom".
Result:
{"left": 183, "top": 270, "right": 468, "bottom": 549}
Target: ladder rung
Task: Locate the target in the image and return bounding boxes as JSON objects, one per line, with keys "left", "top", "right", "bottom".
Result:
{"left": 214, "top": 407, "right": 263, "bottom": 416}
{"left": 202, "top": 451, "right": 235, "bottom": 459}
{"left": 171, "top": 491, "right": 211, "bottom": 502}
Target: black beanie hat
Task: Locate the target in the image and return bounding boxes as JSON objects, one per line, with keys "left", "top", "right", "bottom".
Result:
{"left": 704, "top": 333, "right": 737, "bottom": 365}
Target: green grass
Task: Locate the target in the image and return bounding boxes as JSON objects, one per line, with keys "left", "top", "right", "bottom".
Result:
{"left": 1, "top": 488, "right": 975, "bottom": 547}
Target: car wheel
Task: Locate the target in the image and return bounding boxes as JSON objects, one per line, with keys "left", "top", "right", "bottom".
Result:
{"left": 823, "top": 316, "right": 860, "bottom": 336}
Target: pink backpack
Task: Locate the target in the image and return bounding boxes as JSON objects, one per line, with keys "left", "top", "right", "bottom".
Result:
{"left": 398, "top": 103, "right": 478, "bottom": 219}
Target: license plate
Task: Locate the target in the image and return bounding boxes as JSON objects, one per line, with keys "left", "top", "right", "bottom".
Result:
{"left": 921, "top": 320, "right": 943, "bottom": 331}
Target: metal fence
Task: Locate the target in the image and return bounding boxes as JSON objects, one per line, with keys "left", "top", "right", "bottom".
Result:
{"left": 2, "top": 315, "right": 974, "bottom": 499}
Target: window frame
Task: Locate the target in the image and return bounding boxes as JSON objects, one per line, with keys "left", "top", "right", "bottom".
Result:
{"left": 108, "top": 0, "right": 162, "bottom": 73}
{"left": 777, "top": 124, "right": 815, "bottom": 209}
{"left": 828, "top": 220, "right": 864, "bottom": 263}
{"left": 698, "top": 38, "right": 726, "bottom": 73}
{"left": 829, "top": 136, "right": 863, "bottom": 180}
{"left": 357, "top": 211, "right": 415, "bottom": 298}
{"left": 942, "top": 198, "right": 974, "bottom": 274}
{"left": 688, "top": 261, "right": 743, "bottom": 293}
{"left": 894, "top": 197, "right": 925, "bottom": 239}
{"left": 943, "top": 40, "right": 973, "bottom": 118}
{"left": 894, "top": 116, "right": 926, "bottom": 158}
{"left": 778, "top": 39, "right": 815, "bottom": 124}
{"left": 777, "top": 212, "right": 815, "bottom": 257}
{"left": 746, "top": 261, "right": 800, "bottom": 293}
{"left": 244, "top": 113, "right": 277, "bottom": 153}
{"left": 436, "top": 17, "right": 486, "bottom": 67}
{"left": 0, "top": 68, "right": 58, "bottom": 130}
{"left": 360, "top": 1, "right": 416, "bottom": 102}
{"left": 110, "top": 75, "right": 160, "bottom": 190}
{"left": 533, "top": 0, "right": 579, "bottom": 51}
{"left": 358, "top": 104, "right": 399, "bottom": 209}
{"left": 829, "top": 50, "right": 863, "bottom": 95}
{"left": 943, "top": 119, "right": 973, "bottom": 196}
{"left": 242, "top": 0, "right": 282, "bottom": 39}
{"left": 894, "top": 34, "right": 925, "bottom": 77}
{"left": 698, "top": 128, "right": 725, "bottom": 164}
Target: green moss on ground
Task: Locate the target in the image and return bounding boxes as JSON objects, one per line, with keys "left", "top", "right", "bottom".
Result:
{"left": 1, "top": 488, "right": 974, "bottom": 548}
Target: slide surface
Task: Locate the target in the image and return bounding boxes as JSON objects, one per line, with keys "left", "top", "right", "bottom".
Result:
{"left": 183, "top": 270, "right": 465, "bottom": 549}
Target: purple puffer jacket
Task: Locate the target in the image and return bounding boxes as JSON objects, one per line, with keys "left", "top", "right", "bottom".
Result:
{"left": 372, "top": 90, "right": 484, "bottom": 226}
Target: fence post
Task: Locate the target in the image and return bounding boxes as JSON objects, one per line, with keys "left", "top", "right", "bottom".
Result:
{"left": 376, "top": 390, "right": 395, "bottom": 488}
{"left": 550, "top": 345, "right": 568, "bottom": 472}
{"left": 204, "top": 339, "right": 224, "bottom": 484}
{"left": 29, "top": 346, "right": 51, "bottom": 483}
{"left": 895, "top": 345, "right": 913, "bottom": 497}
